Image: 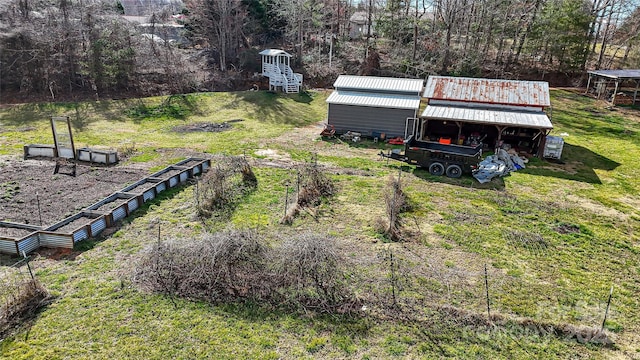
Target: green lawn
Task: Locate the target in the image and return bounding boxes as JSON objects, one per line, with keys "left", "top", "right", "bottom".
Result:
{"left": 1, "top": 90, "right": 639, "bottom": 359}
{"left": 0, "top": 91, "right": 328, "bottom": 163}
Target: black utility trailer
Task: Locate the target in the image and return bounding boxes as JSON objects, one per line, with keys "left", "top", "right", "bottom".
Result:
{"left": 381, "top": 135, "right": 483, "bottom": 178}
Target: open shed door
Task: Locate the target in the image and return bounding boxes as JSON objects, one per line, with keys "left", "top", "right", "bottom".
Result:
{"left": 405, "top": 117, "right": 418, "bottom": 139}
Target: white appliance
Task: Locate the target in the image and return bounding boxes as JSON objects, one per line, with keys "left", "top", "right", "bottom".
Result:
{"left": 543, "top": 135, "right": 564, "bottom": 159}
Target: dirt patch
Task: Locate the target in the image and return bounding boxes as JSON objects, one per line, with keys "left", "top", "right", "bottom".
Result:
{"left": 93, "top": 199, "right": 128, "bottom": 212}
{"left": 555, "top": 223, "right": 581, "bottom": 234}
{"left": 253, "top": 147, "right": 374, "bottom": 177}
{"left": 177, "top": 159, "right": 205, "bottom": 167}
{"left": 565, "top": 194, "right": 629, "bottom": 220}
{"left": 253, "top": 149, "right": 294, "bottom": 169}
{"left": 617, "top": 196, "right": 640, "bottom": 213}
{"left": 254, "top": 149, "right": 292, "bottom": 161}
{"left": 54, "top": 216, "right": 97, "bottom": 233}
{"left": 124, "top": 180, "right": 158, "bottom": 194}
{"left": 0, "top": 227, "right": 36, "bottom": 238}
{"left": 154, "top": 169, "right": 183, "bottom": 178}
{"left": 532, "top": 161, "right": 581, "bottom": 175}
{"left": 0, "top": 158, "right": 147, "bottom": 227}
{"left": 172, "top": 121, "right": 239, "bottom": 133}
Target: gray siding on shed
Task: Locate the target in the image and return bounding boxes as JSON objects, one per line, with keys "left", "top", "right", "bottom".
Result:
{"left": 328, "top": 104, "right": 415, "bottom": 138}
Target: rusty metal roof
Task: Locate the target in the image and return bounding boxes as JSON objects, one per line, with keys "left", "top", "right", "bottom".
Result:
{"left": 423, "top": 76, "right": 551, "bottom": 107}
{"left": 587, "top": 70, "right": 640, "bottom": 79}
{"left": 326, "top": 90, "right": 421, "bottom": 110}
{"left": 333, "top": 75, "right": 424, "bottom": 94}
{"left": 421, "top": 105, "right": 553, "bottom": 129}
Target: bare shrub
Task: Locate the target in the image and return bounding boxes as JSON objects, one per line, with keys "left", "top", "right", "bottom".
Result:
{"left": 134, "top": 230, "right": 271, "bottom": 303}
{"left": 195, "top": 155, "right": 257, "bottom": 218}
{"left": 134, "top": 230, "right": 360, "bottom": 313}
{"left": 0, "top": 271, "right": 50, "bottom": 339}
{"left": 274, "top": 232, "right": 355, "bottom": 311}
{"left": 281, "top": 160, "right": 335, "bottom": 224}
{"left": 377, "top": 174, "right": 410, "bottom": 241}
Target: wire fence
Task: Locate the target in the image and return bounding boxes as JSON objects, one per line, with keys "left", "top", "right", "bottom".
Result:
{"left": 1, "top": 256, "right": 35, "bottom": 310}
{"left": 359, "top": 246, "right": 615, "bottom": 345}
{"left": 0, "top": 255, "right": 48, "bottom": 339}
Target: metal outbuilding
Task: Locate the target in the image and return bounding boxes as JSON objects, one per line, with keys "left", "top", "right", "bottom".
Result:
{"left": 585, "top": 70, "right": 640, "bottom": 105}
{"left": 420, "top": 76, "right": 553, "bottom": 157}
{"left": 423, "top": 76, "right": 551, "bottom": 108}
{"left": 326, "top": 75, "right": 424, "bottom": 138}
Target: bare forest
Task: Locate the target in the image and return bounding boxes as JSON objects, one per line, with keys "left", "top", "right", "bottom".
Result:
{"left": 1, "top": 0, "right": 639, "bottom": 102}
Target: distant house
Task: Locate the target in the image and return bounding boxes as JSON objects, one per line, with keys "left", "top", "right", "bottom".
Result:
{"left": 349, "top": 11, "right": 375, "bottom": 39}
{"left": 120, "top": 0, "right": 183, "bottom": 16}
{"left": 326, "top": 75, "right": 424, "bottom": 137}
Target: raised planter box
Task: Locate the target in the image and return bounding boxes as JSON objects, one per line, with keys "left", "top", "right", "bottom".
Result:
{"left": 0, "top": 157, "right": 211, "bottom": 255}
{"left": 76, "top": 148, "right": 118, "bottom": 164}
{"left": 23, "top": 144, "right": 56, "bottom": 159}
{"left": 44, "top": 211, "right": 107, "bottom": 244}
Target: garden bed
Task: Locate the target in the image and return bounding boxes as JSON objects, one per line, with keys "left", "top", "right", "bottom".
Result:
{"left": 0, "top": 227, "right": 35, "bottom": 238}
{"left": 0, "top": 159, "right": 147, "bottom": 226}
{"left": 54, "top": 217, "right": 96, "bottom": 234}
{"left": 123, "top": 180, "right": 159, "bottom": 194}
{"left": 93, "top": 199, "right": 127, "bottom": 212}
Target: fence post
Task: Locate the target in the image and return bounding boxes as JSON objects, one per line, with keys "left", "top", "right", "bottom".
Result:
{"left": 601, "top": 285, "right": 614, "bottom": 332}
{"left": 36, "top": 192, "right": 43, "bottom": 226}
{"left": 284, "top": 185, "right": 289, "bottom": 218}
{"left": 22, "top": 251, "right": 36, "bottom": 288}
{"left": 390, "top": 250, "right": 396, "bottom": 306}
{"left": 485, "top": 264, "right": 491, "bottom": 320}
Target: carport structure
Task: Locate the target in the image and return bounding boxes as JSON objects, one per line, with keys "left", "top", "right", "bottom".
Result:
{"left": 585, "top": 70, "right": 640, "bottom": 105}
{"left": 420, "top": 76, "right": 554, "bottom": 157}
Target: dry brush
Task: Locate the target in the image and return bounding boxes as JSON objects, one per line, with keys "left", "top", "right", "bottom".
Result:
{"left": 134, "top": 229, "right": 357, "bottom": 313}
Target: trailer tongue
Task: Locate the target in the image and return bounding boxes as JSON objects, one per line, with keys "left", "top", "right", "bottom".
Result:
{"left": 381, "top": 135, "right": 483, "bottom": 178}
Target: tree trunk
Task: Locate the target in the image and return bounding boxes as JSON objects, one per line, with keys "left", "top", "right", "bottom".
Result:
{"left": 482, "top": 6, "right": 497, "bottom": 59}
{"left": 441, "top": 21, "right": 453, "bottom": 73}
{"left": 589, "top": 0, "right": 605, "bottom": 53}
{"left": 495, "top": 2, "right": 512, "bottom": 67}
{"left": 365, "top": 0, "right": 372, "bottom": 60}
{"left": 413, "top": 0, "right": 419, "bottom": 60}
{"left": 462, "top": 1, "right": 476, "bottom": 56}
{"left": 596, "top": 1, "right": 615, "bottom": 69}
{"left": 512, "top": 0, "right": 543, "bottom": 66}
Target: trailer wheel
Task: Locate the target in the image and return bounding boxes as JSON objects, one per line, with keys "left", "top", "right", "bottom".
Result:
{"left": 445, "top": 164, "right": 462, "bottom": 178}
{"left": 428, "top": 162, "right": 445, "bottom": 176}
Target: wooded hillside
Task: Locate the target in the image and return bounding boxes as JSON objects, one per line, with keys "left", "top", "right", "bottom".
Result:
{"left": 1, "top": 0, "right": 639, "bottom": 102}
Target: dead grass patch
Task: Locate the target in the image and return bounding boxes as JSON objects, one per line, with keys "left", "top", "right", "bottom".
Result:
{"left": 438, "top": 305, "right": 614, "bottom": 347}
{"left": 566, "top": 194, "right": 629, "bottom": 220}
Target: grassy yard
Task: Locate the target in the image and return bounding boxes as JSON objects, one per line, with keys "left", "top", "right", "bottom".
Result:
{"left": 1, "top": 89, "right": 639, "bottom": 359}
